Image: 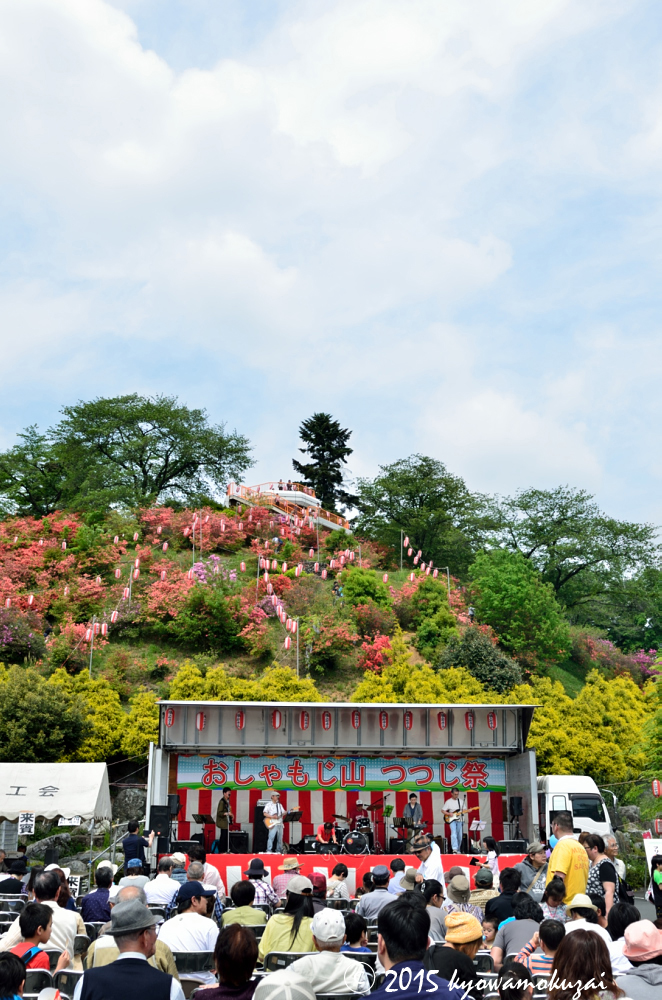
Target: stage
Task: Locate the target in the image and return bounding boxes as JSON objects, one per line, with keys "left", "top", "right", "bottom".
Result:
{"left": 204, "top": 852, "right": 526, "bottom": 895}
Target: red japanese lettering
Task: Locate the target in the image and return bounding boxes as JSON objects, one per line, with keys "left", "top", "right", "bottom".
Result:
{"left": 409, "top": 765, "right": 434, "bottom": 786}
{"left": 286, "top": 759, "right": 309, "bottom": 787}
{"left": 234, "top": 760, "right": 254, "bottom": 786}
{"left": 381, "top": 765, "right": 406, "bottom": 786}
{"left": 202, "top": 759, "right": 228, "bottom": 787}
{"left": 317, "top": 760, "right": 338, "bottom": 787}
{"left": 259, "top": 764, "right": 282, "bottom": 787}
{"left": 340, "top": 761, "right": 366, "bottom": 787}
{"left": 460, "top": 760, "right": 489, "bottom": 790}
{"left": 439, "top": 761, "right": 459, "bottom": 787}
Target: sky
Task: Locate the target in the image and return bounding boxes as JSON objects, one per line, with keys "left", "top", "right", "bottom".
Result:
{"left": 1, "top": 0, "right": 662, "bottom": 522}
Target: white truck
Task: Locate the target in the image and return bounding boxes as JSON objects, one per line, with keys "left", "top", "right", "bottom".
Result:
{"left": 537, "top": 774, "right": 613, "bottom": 842}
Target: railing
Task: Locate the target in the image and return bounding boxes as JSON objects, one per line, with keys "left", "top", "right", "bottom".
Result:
{"left": 227, "top": 483, "right": 350, "bottom": 531}
{"left": 228, "top": 481, "right": 318, "bottom": 501}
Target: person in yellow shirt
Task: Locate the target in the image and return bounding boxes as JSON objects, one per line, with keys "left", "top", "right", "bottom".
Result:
{"left": 257, "top": 876, "right": 315, "bottom": 963}
{"left": 545, "top": 811, "right": 589, "bottom": 904}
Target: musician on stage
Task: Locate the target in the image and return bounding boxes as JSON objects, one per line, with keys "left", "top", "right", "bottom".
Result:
{"left": 264, "top": 790, "right": 285, "bottom": 853}
{"left": 351, "top": 801, "right": 370, "bottom": 827}
{"left": 402, "top": 793, "right": 423, "bottom": 839}
{"left": 215, "top": 786, "right": 234, "bottom": 853}
{"left": 443, "top": 788, "right": 464, "bottom": 854}
{"left": 316, "top": 821, "right": 338, "bottom": 847}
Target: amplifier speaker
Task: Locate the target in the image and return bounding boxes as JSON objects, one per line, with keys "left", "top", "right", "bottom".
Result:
{"left": 498, "top": 839, "right": 528, "bottom": 853}
{"left": 302, "top": 835, "right": 318, "bottom": 853}
{"left": 44, "top": 848, "right": 59, "bottom": 867}
{"left": 252, "top": 805, "right": 268, "bottom": 853}
{"left": 149, "top": 806, "right": 171, "bottom": 837}
{"left": 190, "top": 833, "right": 204, "bottom": 845}
{"left": 389, "top": 839, "right": 408, "bottom": 854}
{"left": 229, "top": 831, "right": 249, "bottom": 853}
{"left": 509, "top": 796, "right": 523, "bottom": 818}
{"left": 170, "top": 840, "right": 200, "bottom": 854}
{"left": 168, "top": 794, "right": 181, "bottom": 818}
{"left": 156, "top": 836, "right": 170, "bottom": 855}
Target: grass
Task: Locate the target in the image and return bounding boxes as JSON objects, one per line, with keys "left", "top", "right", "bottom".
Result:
{"left": 547, "top": 657, "right": 588, "bottom": 697}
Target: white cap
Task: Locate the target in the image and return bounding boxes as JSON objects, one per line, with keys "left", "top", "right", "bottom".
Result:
{"left": 45, "top": 864, "right": 71, "bottom": 879}
{"left": 310, "top": 908, "right": 346, "bottom": 945}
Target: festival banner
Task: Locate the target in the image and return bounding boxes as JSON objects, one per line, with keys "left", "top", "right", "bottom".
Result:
{"left": 177, "top": 754, "right": 506, "bottom": 792}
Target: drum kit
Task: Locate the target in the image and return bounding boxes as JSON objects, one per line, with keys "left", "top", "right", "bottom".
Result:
{"left": 326, "top": 804, "right": 381, "bottom": 855}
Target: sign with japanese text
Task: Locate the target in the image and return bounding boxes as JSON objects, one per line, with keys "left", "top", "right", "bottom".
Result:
{"left": 177, "top": 754, "right": 506, "bottom": 792}
{"left": 18, "top": 812, "right": 35, "bottom": 836}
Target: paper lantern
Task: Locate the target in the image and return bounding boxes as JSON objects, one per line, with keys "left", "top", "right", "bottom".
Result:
{"left": 13, "top": 536, "right": 17, "bottom": 544}
{"left": 404, "top": 536, "right": 409, "bottom": 547}
{"left": 271, "top": 594, "right": 278, "bottom": 606}
{"left": 345, "top": 549, "right": 350, "bottom": 557}
{"left": 248, "top": 513, "right": 253, "bottom": 522}
{"left": 300, "top": 710, "right": 310, "bottom": 730}
{"left": 270, "top": 520, "right": 274, "bottom": 528}
{"left": 123, "top": 587, "right": 130, "bottom": 599}
{"left": 487, "top": 711, "right": 498, "bottom": 730}
{"left": 110, "top": 611, "right": 119, "bottom": 623}
{"left": 284, "top": 636, "right": 292, "bottom": 650}
{"left": 267, "top": 582, "right": 273, "bottom": 595}
{"left": 321, "top": 569, "right": 327, "bottom": 579}
{"left": 429, "top": 560, "right": 433, "bottom": 568}
{"left": 272, "top": 709, "right": 282, "bottom": 729}
{"left": 96, "top": 575, "right": 102, "bottom": 585}
{"left": 133, "top": 568, "right": 140, "bottom": 580}
{"left": 282, "top": 562, "right": 288, "bottom": 572}
{"left": 4, "top": 598, "right": 10, "bottom": 608}
{"left": 195, "top": 712, "right": 206, "bottom": 732}
{"left": 322, "top": 710, "right": 332, "bottom": 731}
{"left": 426, "top": 566, "right": 431, "bottom": 575}
{"left": 183, "top": 527, "right": 190, "bottom": 537}
{"left": 409, "top": 573, "right": 415, "bottom": 581}
{"left": 157, "top": 526, "right": 162, "bottom": 534}
{"left": 379, "top": 711, "right": 389, "bottom": 731}
{"left": 655, "top": 819, "right": 662, "bottom": 835}
{"left": 162, "top": 542, "right": 168, "bottom": 552}
{"left": 240, "top": 562, "right": 246, "bottom": 572}
{"left": 114, "top": 568, "right": 121, "bottom": 579}
{"left": 271, "top": 559, "right": 277, "bottom": 570}
{"left": 309, "top": 548, "right": 315, "bottom": 557}
{"left": 417, "top": 550, "right": 422, "bottom": 558}
{"left": 437, "top": 711, "right": 447, "bottom": 730}
{"left": 295, "top": 565, "right": 302, "bottom": 577}
{"left": 433, "top": 568, "right": 438, "bottom": 578}
{"left": 114, "top": 535, "right": 119, "bottom": 544}
{"left": 349, "top": 552, "right": 355, "bottom": 561}
{"left": 64, "top": 585, "right": 70, "bottom": 596}
{"left": 286, "top": 618, "right": 292, "bottom": 631}
{"left": 263, "top": 571, "right": 269, "bottom": 582}
{"left": 85, "top": 628, "right": 92, "bottom": 641}
{"left": 407, "top": 547, "right": 413, "bottom": 556}
{"left": 61, "top": 541, "right": 67, "bottom": 550}
{"left": 38, "top": 539, "right": 44, "bottom": 547}
{"left": 101, "top": 623, "right": 108, "bottom": 636}
{"left": 235, "top": 710, "right": 245, "bottom": 731}
{"left": 133, "top": 532, "right": 139, "bottom": 542}
{"left": 351, "top": 710, "right": 361, "bottom": 730}
{"left": 239, "top": 522, "right": 243, "bottom": 530}
{"left": 420, "top": 562, "right": 425, "bottom": 571}
{"left": 314, "top": 562, "right": 319, "bottom": 572}
{"left": 413, "top": 555, "right": 419, "bottom": 565}
{"left": 165, "top": 707, "right": 176, "bottom": 728}
{"left": 404, "top": 711, "right": 413, "bottom": 731}
{"left": 264, "top": 540, "right": 269, "bottom": 549}
{"left": 204, "top": 515, "right": 209, "bottom": 523}
{"left": 134, "top": 558, "right": 140, "bottom": 568}
{"left": 280, "top": 528, "right": 285, "bottom": 537}
{"left": 27, "top": 594, "right": 34, "bottom": 606}
{"left": 187, "top": 568, "right": 194, "bottom": 579}
{"left": 291, "top": 620, "right": 298, "bottom": 634}
{"left": 653, "top": 779, "right": 662, "bottom": 798}
{"left": 192, "top": 516, "right": 198, "bottom": 526}
{"left": 465, "top": 711, "right": 475, "bottom": 731}
{"left": 382, "top": 573, "right": 389, "bottom": 583}
{"left": 220, "top": 523, "right": 225, "bottom": 533}
{"left": 160, "top": 570, "right": 167, "bottom": 581}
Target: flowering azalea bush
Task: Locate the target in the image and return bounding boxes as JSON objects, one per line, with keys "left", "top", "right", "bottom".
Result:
{"left": 300, "top": 616, "right": 358, "bottom": 674}
{"left": 357, "top": 634, "right": 391, "bottom": 673}
{"left": 239, "top": 606, "right": 273, "bottom": 659}
{"left": 353, "top": 601, "right": 397, "bottom": 638}
{"left": 0, "top": 608, "right": 46, "bottom": 663}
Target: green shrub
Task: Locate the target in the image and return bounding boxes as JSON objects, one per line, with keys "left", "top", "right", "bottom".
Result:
{"left": 410, "top": 578, "right": 451, "bottom": 627}
{"left": 0, "top": 610, "right": 46, "bottom": 664}
{"left": 414, "top": 606, "right": 459, "bottom": 661}
{"left": 341, "top": 568, "right": 390, "bottom": 608}
{"left": 438, "top": 627, "right": 523, "bottom": 692}
{"left": 353, "top": 601, "right": 397, "bottom": 638}
{"left": 153, "top": 587, "right": 245, "bottom": 653}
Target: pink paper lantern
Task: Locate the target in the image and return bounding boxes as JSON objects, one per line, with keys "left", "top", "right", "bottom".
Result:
{"left": 271, "top": 559, "right": 277, "bottom": 570}
{"left": 38, "top": 539, "right": 44, "bottom": 547}
{"left": 349, "top": 552, "right": 355, "bottom": 561}
{"left": 96, "top": 576, "right": 102, "bottom": 585}
{"left": 133, "top": 568, "right": 140, "bottom": 580}
{"left": 183, "top": 527, "right": 191, "bottom": 537}
{"left": 110, "top": 611, "right": 119, "bottom": 623}
{"left": 162, "top": 542, "right": 168, "bottom": 552}
{"left": 282, "top": 562, "right": 288, "bottom": 572}
{"left": 114, "top": 535, "right": 119, "bottom": 544}
{"left": 4, "top": 598, "right": 10, "bottom": 608}
{"left": 291, "top": 620, "right": 298, "bottom": 634}
{"left": 409, "top": 573, "right": 415, "bottom": 581}
{"left": 314, "top": 562, "right": 319, "bottom": 572}
{"left": 28, "top": 594, "right": 34, "bottom": 606}
{"left": 134, "top": 558, "right": 140, "bottom": 568}
{"left": 284, "top": 636, "right": 292, "bottom": 650}
{"left": 240, "top": 562, "right": 246, "bottom": 572}
{"left": 286, "top": 618, "right": 292, "bottom": 631}
{"left": 295, "top": 565, "right": 302, "bottom": 577}
{"left": 64, "top": 585, "right": 70, "bottom": 596}
{"left": 433, "top": 569, "right": 438, "bottom": 578}
{"left": 321, "top": 569, "right": 327, "bottom": 579}
{"left": 133, "top": 532, "right": 139, "bottom": 542}
{"left": 123, "top": 587, "right": 130, "bottom": 599}
{"left": 271, "top": 595, "right": 278, "bottom": 606}
{"left": 267, "top": 583, "right": 274, "bottom": 595}
{"left": 101, "top": 623, "right": 108, "bottom": 636}
{"left": 61, "top": 541, "right": 67, "bottom": 550}
{"left": 309, "top": 548, "right": 315, "bottom": 557}
{"left": 413, "top": 555, "right": 419, "bottom": 565}
{"left": 160, "top": 570, "right": 167, "bottom": 581}
{"left": 239, "top": 522, "right": 243, "bottom": 530}
{"left": 404, "top": 536, "right": 409, "bottom": 547}
{"left": 383, "top": 573, "right": 388, "bottom": 583}
{"left": 407, "top": 547, "right": 413, "bottom": 556}
{"left": 157, "top": 526, "right": 162, "bottom": 535}
{"left": 114, "top": 568, "right": 121, "bottom": 579}
{"left": 85, "top": 628, "right": 92, "bottom": 641}
{"left": 264, "top": 571, "right": 269, "bottom": 581}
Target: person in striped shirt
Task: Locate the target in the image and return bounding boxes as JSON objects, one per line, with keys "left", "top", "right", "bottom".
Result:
{"left": 515, "top": 918, "right": 565, "bottom": 977}
{"left": 244, "top": 859, "right": 279, "bottom": 908}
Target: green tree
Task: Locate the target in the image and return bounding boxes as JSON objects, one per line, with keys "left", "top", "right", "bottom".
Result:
{"left": 292, "top": 413, "right": 355, "bottom": 510}
{"left": 469, "top": 549, "right": 570, "bottom": 665}
{"left": 438, "top": 627, "right": 523, "bottom": 691}
{"left": 0, "top": 665, "right": 90, "bottom": 761}
{"left": 0, "top": 426, "right": 67, "bottom": 516}
{"left": 354, "top": 455, "right": 485, "bottom": 577}
{"left": 342, "top": 568, "right": 390, "bottom": 608}
{"left": 121, "top": 690, "right": 159, "bottom": 759}
{"left": 48, "top": 670, "right": 125, "bottom": 761}
{"left": 488, "top": 487, "right": 657, "bottom": 622}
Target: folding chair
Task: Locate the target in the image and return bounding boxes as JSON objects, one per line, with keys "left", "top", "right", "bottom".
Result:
{"left": 171, "top": 952, "right": 216, "bottom": 975}
{"left": 367, "top": 926, "right": 379, "bottom": 944}
{"left": 262, "top": 952, "right": 316, "bottom": 972}
{"left": 325, "top": 898, "right": 350, "bottom": 911}
{"left": 473, "top": 951, "right": 494, "bottom": 973}
{"left": 342, "top": 951, "right": 377, "bottom": 975}
{"left": 252, "top": 903, "right": 272, "bottom": 917}
{"left": 24, "top": 970, "right": 52, "bottom": 995}
{"left": 74, "top": 934, "right": 91, "bottom": 958}
{"left": 53, "top": 970, "right": 84, "bottom": 999}
{"left": 84, "top": 921, "right": 106, "bottom": 941}
{"left": 44, "top": 950, "right": 63, "bottom": 973}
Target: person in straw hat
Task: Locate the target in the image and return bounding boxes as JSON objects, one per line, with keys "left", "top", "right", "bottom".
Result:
{"left": 272, "top": 857, "right": 302, "bottom": 899}
{"left": 563, "top": 893, "right": 611, "bottom": 947}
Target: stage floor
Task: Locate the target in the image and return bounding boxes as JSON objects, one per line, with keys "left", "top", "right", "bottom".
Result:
{"left": 205, "top": 852, "right": 525, "bottom": 895}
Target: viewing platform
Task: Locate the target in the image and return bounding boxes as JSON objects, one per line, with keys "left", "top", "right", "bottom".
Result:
{"left": 226, "top": 481, "right": 351, "bottom": 533}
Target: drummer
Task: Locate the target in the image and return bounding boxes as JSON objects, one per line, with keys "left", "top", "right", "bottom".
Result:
{"left": 316, "top": 821, "right": 338, "bottom": 847}
{"left": 351, "top": 800, "right": 370, "bottom": 828}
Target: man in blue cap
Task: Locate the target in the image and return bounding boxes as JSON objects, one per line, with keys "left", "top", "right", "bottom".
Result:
{"left": 356, "top": 865, "right": 394, "bottom": 920}
{"left": 157, "top": 881, "right": 219, "bottom": 985}
{"left": 118, "top": 858, "right": 149, "bottom": 890}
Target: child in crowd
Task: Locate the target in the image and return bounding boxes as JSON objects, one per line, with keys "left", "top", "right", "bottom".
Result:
{"left": 541, "top": 877, "right": 568, "bottom": 923}
{"left": 9, "top": 902, "right": 70, "bottom": 972}
{"left": 515, "top": 918, "right": 566, "bottom": 976}
{"left": 341, "top": 912, "right": 371, "bottom": 953}
{"left": 482, "top": 916, "right": 498, "bottom": 945}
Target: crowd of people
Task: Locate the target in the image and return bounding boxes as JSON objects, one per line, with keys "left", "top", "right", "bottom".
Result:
{"left": 0, "top": 811, "right": 661, "bottom": 1000}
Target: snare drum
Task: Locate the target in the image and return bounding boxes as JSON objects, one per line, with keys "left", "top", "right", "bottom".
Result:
{"left": 356, "top": 817, "right": 371, "bottom": 831}
{"left": 341, "top": 831, "right": 369, "bottom": 855}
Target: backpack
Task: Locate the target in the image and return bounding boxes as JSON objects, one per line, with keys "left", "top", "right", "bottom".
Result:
{"left": 20, "top": 946, "right": 42, "bottom": 966}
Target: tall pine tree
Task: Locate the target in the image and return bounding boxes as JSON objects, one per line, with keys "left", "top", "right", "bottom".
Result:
{"left": 292, "top": 413, "right": 355, "bottom": 510}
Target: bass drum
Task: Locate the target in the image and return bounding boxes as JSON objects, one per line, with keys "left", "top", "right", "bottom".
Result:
{"left": 342, "top": 831, "right": 369, "bottom": 855}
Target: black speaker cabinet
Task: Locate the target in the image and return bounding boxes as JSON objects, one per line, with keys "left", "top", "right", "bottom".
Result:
{"left": 229, "top": 831, "right": 248, "bottom": 853}
{"left": 302, "top": 835, "right": 318, "bottom": 853}
{"left": 156, "top": 836, "right": 170, "bottom": 855}
{"left": 389, "top": 838, "right": 408, "bottom": 854}
{"left": 44, "top": 848, "right": 59, "bottom": 867}
{"left": 498, "top": 839, "right": 528, "bottom": 854}
{"left": 509, "top": 796, "right": 523, "bottom": 818}
{"left": 170, "top": 840, "right": 199, "bottom": 855}
{"left": 252, "top": 805, "right": 268, "bottom": 853}
{"left": 149, "top": 805, "right": 171, "bottom": 837}
{"left": 168, "top": 794, "right": 181, "bottom": 817}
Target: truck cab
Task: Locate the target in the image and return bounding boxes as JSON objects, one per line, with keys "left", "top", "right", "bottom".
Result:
{"left": 538, "top": 775, "right": 613, "bottom": 842}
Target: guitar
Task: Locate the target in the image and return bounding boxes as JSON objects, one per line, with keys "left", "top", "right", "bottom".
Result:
{"left": 263, "top": 815, "right": 283, "bottom": 829}
{"left": 442, "top": 805, "right": 481, "bottom": 824}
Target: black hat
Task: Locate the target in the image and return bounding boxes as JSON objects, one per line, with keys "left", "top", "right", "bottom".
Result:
{"left": 243, "top": 858, "right": 268, "bottom": 878}
{"left": 177, "top": 880, "right": 216, "bottom": 902}
{"left": 9, "top": 859, "right": 27, "bottom": 875}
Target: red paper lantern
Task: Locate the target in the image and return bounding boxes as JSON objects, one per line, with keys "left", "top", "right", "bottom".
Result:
{"left": 123, "top": 587, "right": 130, "bottom": 599}
{"left": 165, "top": 708, "right": 175, "bottom": 728}
{"left": 184, "top": 527, "right": 191, "bottom": 537}
{"left": 101, "top": 623, "right": 108, "bottom": 636}
{"left": 157, "top": 526, "right": 162, "bottom": 534}
{"left": 322, "top": 569, "right": 327, "bottom": 579}
{"left": 84, "top": 628, "right": 92, "bottom": 641}
{"left": 272, "top": 559, "right": 278, "bottom": 570}
{"left": 404, "top": 711, "right": 413, "bottom": 731}
{"left": 162, "top": 542, "right": 168, "bottom": 552}
{"left": 437, "top": 711, "right": 447, "bottom": 730}
{"left": 93, "top": 622, "right": 100, "bottom": 634}
{"left": 351, "top": 710, "right": 361, "bottom": 730}
{"left": 286, "top": 618, "right": 293, "bottom": 631}
{"left": 413, "top": 556, "right": 419, "bottom": 565}
{"left": 133, "top": 532, "right": 139, "bottom": 541}
{"left": 322, "top": 710, "right": 332, "bottom": 731}
{"left": 487, "top": 711, "right": 498, "bottom": 730}
{"left": 379, "top": 711, "right": 389, "bottom": 731}
{"left": 160, "top": 570, "right": 167, "bottom": 581}
{"left": 407, "top": 547, "right": 413, "bottom": 556}
{"left": 272, "top": 709, "right": 282, "bottom": 729}
{"left": 465, "top": 711, "right": 475, "bottom": 730}
{"left": 114, "top": 568, "right": 121, "bottom": 579}
{"left": 235, "top": 710, "right": 245, "bottom": 730}
{"left": 309, "top": 548, "right": 315, "bottom": 557}
{"left": 653, "top": 780, "right": 662, "bottom": 798}
{"left": 239, "top": 522, "right": 243, "bottom": 530}
{"left": 295, "top": 565, "right": 302, "bottom": 577}
{"left": 134, "top": 558, "right": 140, "bottom": 568}
{"left": 655, "top": 819, "right": 662, "bottom": 835}
{"left": 133, "top": 568, "right": 140, "bottom": 580}
{"left": 409, "top": 573, "right": 415, "bottom": 581}
{"left": 314, "top": 562, "right": 319, "bottom": 572}
{"left": 383, "top": 573, "right": 389, "bottom": 583}
{"left": 110, "top": 611, "right": 119, "bottom": 623}
{"left": 300, "top": 711, "right": 310, "bottom": 730}
{"left": 284, "top": 636, "right": 292, "bottom": 650}
{"left": 271, "top": 595, "right": 278, "bottom": 606}
{"left": 196, "top": 712, "right": 206, "bottom": 732}
{"left": 282, "top": 562, "right": 288, "bottom": 572}
{"left": 404, "top": 536, "right": 409, "bottom": 546}
{"left": 433, "top": 569, "right": 438, "bottom": 578}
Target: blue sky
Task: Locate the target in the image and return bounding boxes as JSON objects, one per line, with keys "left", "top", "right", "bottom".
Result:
{"left": 1, "top": 0, "right": 662, "bottom": 523}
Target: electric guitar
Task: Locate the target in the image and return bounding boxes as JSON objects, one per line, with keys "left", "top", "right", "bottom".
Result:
{"left": 442, "top": 805, "right": 480, "bottom": 824}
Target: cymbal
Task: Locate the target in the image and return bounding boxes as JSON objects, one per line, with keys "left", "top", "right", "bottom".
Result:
{"left": 366, "top": 804, "right": 381, "bottom": 811}
{"left": 332, "top": 814, "right": 349, "bottom": 821}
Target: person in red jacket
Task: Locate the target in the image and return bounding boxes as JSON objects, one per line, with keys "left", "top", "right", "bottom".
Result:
{"left": 10, "top": 902, "right": 70, "bottom": 972}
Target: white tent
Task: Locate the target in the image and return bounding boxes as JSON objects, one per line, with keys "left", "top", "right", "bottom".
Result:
{"left": 0, "top": 763, "right": 111, "bottom": 822}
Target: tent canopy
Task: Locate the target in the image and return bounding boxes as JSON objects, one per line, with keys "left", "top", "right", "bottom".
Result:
{"left": 0, "top": 762, "right": 111, "bottom": 822}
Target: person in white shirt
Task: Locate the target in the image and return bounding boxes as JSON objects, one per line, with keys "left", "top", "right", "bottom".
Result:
{"left": 410, "top": 834, "right": 444, "bottom": 884}
{"left": 157, "top": 880, "right": 219, "bottom": 984}
{"left": 443, "top": 789, "right": 463, "bottom": 853}
{"left": 564, "top": 894, "right": 612, "bottom": 947}
{"left": 288, "top": 908, "right": 370, "bottom": 994}
{"left": 264, "top": 791, "right": 285, "bottom": 853}
{"left": 145, "top": 857, "right": 181, "bottom": 907}
{"left": 0, "top": 870, "right": 77, "bottom": 966}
